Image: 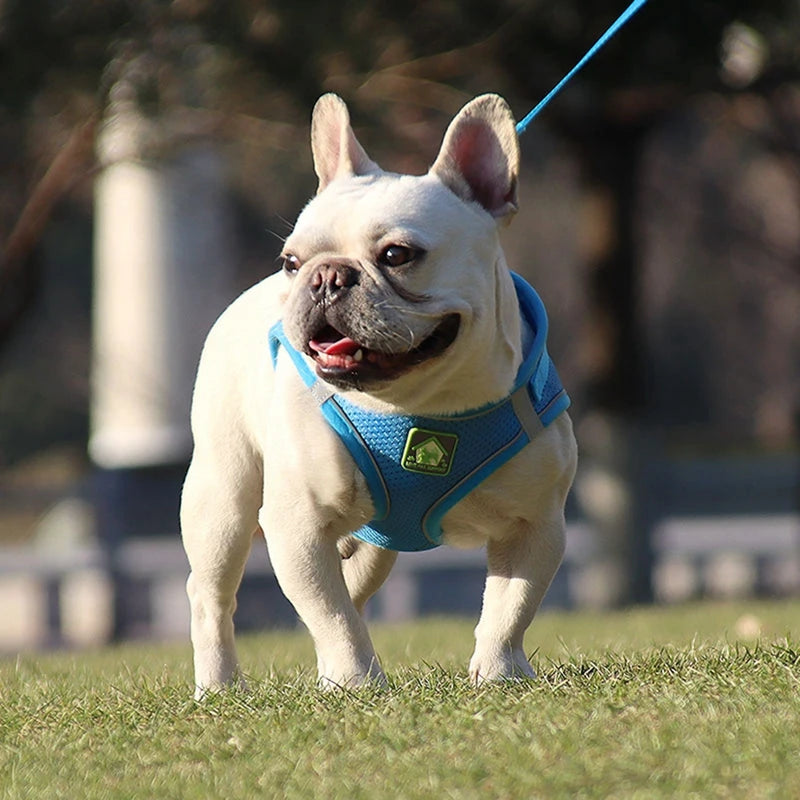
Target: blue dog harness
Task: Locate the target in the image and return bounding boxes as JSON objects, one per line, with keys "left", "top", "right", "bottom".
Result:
{"left": 268, "top": 273, "right": 569, "bottom": 552}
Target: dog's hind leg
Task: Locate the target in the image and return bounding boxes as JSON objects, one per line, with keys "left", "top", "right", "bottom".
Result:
{"left": 338, "top": 537, "right": 398, "bottom": 614}
{"left": 181, "top": 451, "right": 262, "bottom": 699}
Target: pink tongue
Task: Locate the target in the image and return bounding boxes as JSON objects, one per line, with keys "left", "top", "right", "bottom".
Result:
{"left": 309, "top": 336, "right": 361, "bottom": 356}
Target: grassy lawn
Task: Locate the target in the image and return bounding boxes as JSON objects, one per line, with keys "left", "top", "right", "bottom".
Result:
{"left": 2, "top": 599, "right": 799, "bottom": 799}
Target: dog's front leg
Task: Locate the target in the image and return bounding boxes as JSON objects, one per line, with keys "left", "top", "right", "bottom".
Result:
{"left": 182, "top": 454, "right": 262, "bottom": 699}
{"left": 262, "top": 504, "right": 385, "bottom": 689}
{"left": 469, "top": 515, "right": 566, "bottom": 684}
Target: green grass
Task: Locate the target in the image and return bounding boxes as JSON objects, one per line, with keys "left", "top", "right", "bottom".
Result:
{"left": 2, "top": 600, "right": 800, "bottom": 799}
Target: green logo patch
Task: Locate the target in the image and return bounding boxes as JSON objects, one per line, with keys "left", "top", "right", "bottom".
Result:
{"left": 401, "top": 428, "right": 458, "bottom": 476}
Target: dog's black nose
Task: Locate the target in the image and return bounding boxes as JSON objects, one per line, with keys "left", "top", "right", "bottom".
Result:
{"left": 309, "top": 261, "right": 359, "bottom": 304}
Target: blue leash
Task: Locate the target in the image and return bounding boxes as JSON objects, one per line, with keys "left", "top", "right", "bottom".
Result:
{"left": 516, "top": 0, "right": 651, "bottom": 135}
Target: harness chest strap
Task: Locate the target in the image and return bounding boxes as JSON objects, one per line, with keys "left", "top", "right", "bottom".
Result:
{"left": 268, "top": 273, "right": 570, "bottom": 552}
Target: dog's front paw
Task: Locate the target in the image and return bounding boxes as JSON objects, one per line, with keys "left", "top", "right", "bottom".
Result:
{"left": 193, "top": 673, "right": 248, "bottom": 701}
{"left": 468, "top": 647, "right": 536, "bottom": 686}
{"left": 317, "top": 655, "right": 387, "bottom": 691}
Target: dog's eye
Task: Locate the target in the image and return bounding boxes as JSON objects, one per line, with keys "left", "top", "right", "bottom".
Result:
{"left": 281, "top": 254, "right": 302, "bottom": 275}
{"left": 379, "top": 245, "right": 418, "bottom": 268}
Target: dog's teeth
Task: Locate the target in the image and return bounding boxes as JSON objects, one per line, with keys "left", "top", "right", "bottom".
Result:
{"left": 354, "top": 349, "right": 363, "bottom": 362}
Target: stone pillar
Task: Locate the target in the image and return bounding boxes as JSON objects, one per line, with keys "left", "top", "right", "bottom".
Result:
{"left": 90, "top": 107, "right": 234, "bottom": 469}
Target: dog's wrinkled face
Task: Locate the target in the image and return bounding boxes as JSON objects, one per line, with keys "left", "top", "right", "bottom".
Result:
{"left": 282, "top": 175, "right": 489, "bottom": 390}
{"left": 280, "top": 94, "right": 521, "bottom": 394}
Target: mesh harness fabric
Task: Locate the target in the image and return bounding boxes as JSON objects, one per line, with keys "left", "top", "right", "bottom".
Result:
{"left": 268, "top": 272, "right": 570, "bottom": 552}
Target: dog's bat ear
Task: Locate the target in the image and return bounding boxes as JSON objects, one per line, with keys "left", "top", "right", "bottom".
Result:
{"left": 430, "top": 94, "right": 520, "bottom": 223}
{"left": 311, "top": 94, "right": 381, "bottom": 193}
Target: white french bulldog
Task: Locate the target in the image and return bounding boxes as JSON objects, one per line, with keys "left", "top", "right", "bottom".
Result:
{"left": 181, "top": 93, "right": 578, "bottom": 697}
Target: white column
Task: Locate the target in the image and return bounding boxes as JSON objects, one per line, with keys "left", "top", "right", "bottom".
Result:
{"left": 90, "top": 114, "right": 234, "bottom": 468}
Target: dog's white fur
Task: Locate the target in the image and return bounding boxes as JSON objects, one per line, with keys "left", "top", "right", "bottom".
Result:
{"left": 181, "top": 94, "right": 578, "bottom": 696}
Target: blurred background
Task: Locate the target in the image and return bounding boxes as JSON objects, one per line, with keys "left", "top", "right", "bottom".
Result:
{"left": 0, "top": 0, "right": 798, "bottom": 651}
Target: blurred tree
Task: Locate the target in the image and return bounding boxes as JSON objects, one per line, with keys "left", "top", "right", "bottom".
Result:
{"left": 493, "top": 0, "right": 799, "bottom": 414}
{"left": 2, "top": 0, "right": 797, "bottom": 375}
{"left": 0, "top": 0, "right": 798, "bottom": 463}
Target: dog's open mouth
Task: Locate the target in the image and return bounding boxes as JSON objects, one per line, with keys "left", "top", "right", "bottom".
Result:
{"left": 307, "top": 314, "right": 460, "bottom": 387}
